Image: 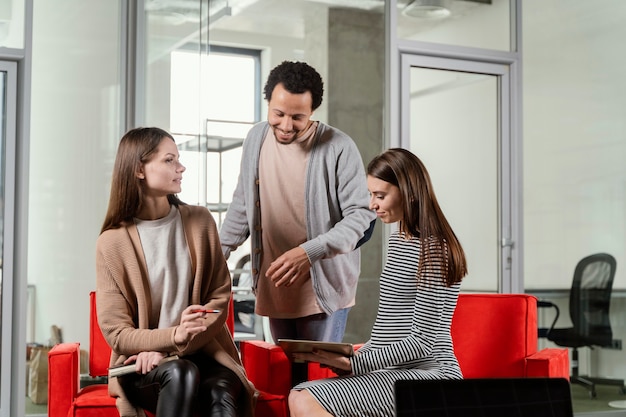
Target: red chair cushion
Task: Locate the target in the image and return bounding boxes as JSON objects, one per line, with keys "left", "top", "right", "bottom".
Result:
{"left": 69, "top": 385, "right": 118, "bottom": 417}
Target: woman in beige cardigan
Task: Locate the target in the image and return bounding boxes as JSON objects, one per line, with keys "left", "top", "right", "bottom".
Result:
{"left": 96, "top": 127, "right": 256, "bottom": 417}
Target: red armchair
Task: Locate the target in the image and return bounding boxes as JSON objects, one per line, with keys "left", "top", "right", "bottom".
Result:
{"left": 240, "top": 293, "right": 570, "bottom": 401}
{"left": 48, "top": 292, "right": 287, "bottom": 417}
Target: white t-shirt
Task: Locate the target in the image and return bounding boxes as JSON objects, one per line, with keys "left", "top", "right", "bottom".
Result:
{"left": 134, "top": 205, "right": 192, "bottom": 328}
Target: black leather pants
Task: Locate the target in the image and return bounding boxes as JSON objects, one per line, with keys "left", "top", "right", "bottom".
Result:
{"left": 118, "top": 354, "right": 242, "bottom": 417}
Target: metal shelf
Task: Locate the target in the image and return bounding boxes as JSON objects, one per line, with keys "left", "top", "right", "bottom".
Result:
{"left": 173, "top": 118, "right": 251, "bottom": 222}
{"left": 175, "top": 133, "right": 244, "bottom": 153}
{"left": 206, "top": 202, "right": 231, "bottom": 213}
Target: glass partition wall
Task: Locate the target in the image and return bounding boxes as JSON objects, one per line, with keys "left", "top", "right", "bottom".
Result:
{"left": 523, "top": 1, "right": 626, "bottom": 406}
{"left": 25, "top": 1, "right": 121, "bottom": 415}
{"left": 140, "top": 0, "right": 387, "bottom": 343}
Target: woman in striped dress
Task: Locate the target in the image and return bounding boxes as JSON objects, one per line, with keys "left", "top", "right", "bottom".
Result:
{"left": 288, "top": 148, "right": 468, "bottom": 417}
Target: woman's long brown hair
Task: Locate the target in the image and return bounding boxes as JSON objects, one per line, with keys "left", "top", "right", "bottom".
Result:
{"left": 367, "top": 148, "right": 467, "bottom": 286}
{"left": 100, "top": 127, "right": 184, "bottom": 234}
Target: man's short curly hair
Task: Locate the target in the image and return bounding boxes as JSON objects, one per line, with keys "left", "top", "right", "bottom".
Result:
{"left": 264, "top": 61, "right": 324, "bottom": 111}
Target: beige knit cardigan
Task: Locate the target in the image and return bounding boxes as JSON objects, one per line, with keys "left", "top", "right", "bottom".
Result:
{"left": 96, "top": 204, "right": 257, "bottom": 417}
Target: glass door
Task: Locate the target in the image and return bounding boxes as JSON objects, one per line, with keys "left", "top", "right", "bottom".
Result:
{"left": 400, "top": 55, "right": 519, "bottom": 292}
{"left": 0, "top": 60, "right": 17, "bottom": 417}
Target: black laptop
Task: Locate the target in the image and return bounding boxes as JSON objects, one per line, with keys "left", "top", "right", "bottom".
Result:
{"left": 394, "top": 377, "right": 573, "bottom": 417}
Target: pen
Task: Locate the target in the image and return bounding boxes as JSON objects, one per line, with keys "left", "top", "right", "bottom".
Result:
{"left": 192, "top": 309, "right": 221, "bottom": 314}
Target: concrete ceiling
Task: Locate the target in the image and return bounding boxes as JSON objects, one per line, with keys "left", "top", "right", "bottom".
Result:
{"left": 145, "top": 0, "right": 489, "bottom": 40}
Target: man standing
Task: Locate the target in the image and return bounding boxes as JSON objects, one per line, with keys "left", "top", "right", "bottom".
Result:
{"left": 220, "top": 61, "right": 375, "bottom": 348}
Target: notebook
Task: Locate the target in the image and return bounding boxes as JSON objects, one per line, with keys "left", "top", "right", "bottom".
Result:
{"left": 108, "top": 355, "right": 179, "bottom": 378}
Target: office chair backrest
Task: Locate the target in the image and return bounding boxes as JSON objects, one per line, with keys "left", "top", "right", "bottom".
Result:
{"left": 394, "top": 377, "right": 573, "bottom": 417}
{"left": 569, "top": 253, "right": 616, "bottom": 345}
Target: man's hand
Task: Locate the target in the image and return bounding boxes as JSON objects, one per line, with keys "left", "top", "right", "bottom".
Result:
{"left": 267, "top": 247, "right": 311, "bottom": 287}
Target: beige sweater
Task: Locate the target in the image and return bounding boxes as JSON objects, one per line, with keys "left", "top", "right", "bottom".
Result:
{"left": 96, "top": 204, "right": 256, "bottom": 417}
{"left": 257, "top": 123, "right": 322, "bottom": 318}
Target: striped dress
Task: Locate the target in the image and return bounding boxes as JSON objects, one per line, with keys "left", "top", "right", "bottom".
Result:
{"left": 293, "top": 232, "right": 462, "bottom": 417}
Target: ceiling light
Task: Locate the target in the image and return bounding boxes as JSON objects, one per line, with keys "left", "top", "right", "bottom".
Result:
{"left": 403, "top": 0, "right": 451, "bottom": 19}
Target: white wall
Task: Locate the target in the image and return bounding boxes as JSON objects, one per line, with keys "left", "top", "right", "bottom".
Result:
{"left": 523, "top": 1, "right": 626, "bottom": 290}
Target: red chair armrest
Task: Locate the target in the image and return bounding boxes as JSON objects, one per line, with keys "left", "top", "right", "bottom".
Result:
{"left": 240, "top": 340, "right": 291, "bottom": 396}
{"left": 525, "top": 348, "right": 570, "bottom": 379}
{"left": 48, "top": 342, "right": 81, "bottom": 417}
{"left": 307, "top": 362, "right": 336, "bottom": 380}
{"left": 255, "top": 391, "right": 289, "bottom": 417}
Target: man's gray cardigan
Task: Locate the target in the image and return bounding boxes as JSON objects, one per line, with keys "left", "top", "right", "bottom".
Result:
{"left": 220, "top": 121, "right": 376, "bottom": 314}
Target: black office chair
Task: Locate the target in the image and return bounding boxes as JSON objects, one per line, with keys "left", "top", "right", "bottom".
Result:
{"left": 539, "top": 253, "right": 625, "bottom": 398}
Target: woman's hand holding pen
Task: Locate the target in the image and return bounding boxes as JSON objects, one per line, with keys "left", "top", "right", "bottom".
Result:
{"left": 174, "top": 305, "right": 214, "bottom": 344}
{"left": 267, "top": 246, "right": 311, "bottom": 287}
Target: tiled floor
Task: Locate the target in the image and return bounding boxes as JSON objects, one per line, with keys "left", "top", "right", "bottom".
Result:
{"left": 24, "top": 396, "right": 46, "bottom": 416}
{"left": 571, "top": 383, "right": 626, "bottom": 415}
